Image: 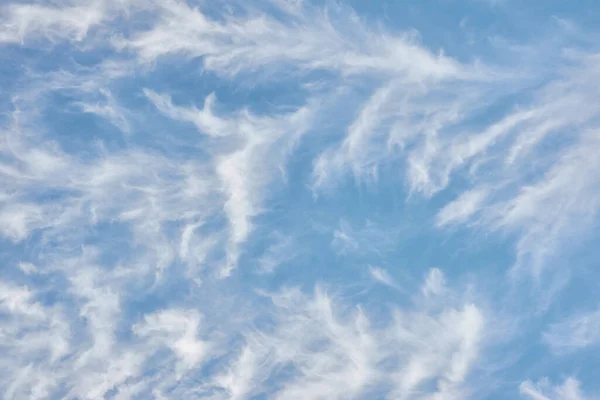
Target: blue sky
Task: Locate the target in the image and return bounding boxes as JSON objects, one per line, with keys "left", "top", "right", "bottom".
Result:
{"left": 1, "top": 0, "right": 600, "bottom": 399}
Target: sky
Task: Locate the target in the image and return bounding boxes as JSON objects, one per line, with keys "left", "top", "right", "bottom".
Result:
{"left": 1, "top": 0, "right": 600, "bottom": 399}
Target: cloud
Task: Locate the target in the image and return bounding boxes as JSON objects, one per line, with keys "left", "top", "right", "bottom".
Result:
{"left": 256, "top": 232, "right": 297, "bottom": 274}
{"left": 122, "top": 1, "right": 463, "bottom": 80}
{"left": 133, "top": 309, "right": 208, "bottom": 375}
{"left": 420, "top": 52, "right": 600, "bottom": 280}
{"left": 330, "top": 219, "right": 398, "bottom": 257}
{"left": 146, "top": 88, "right": 316, "bottom": 275}
{"left": 0, "top": 3, "right": 105, "bottom": 43}
{"left": 368, "top": 266, "right": 399, "bottom": 289}
{"left": 422, "top": 268, "right": 447, "bottom": 297}
{"left": 305, "top": 31, "right": 600, "bottom": 284}
{"left": 497, "top": 130, "right": 600, "bottom": 277}
{"left": 1, "top": 0, "right": 600, "bottom": 398}
{"left": 0, "top": 261, "right": 489, "bottom": 399}
{"left": 144, "top": 90, "right": 232, "bottom": 138}
{"left": 311, "top": 76, "right": 496, "bottom": 193}
{"left": 213, "top": 270, "right": 486, "bottom": 400}
{"left": 76, "top": 89, "right": 130, "bottom": 133}
{"left": 312, "top": 84, "right": 396, "bottom": 188}
{"left": 520, "top": 377, "right": 591, "bottom": 400}
{"left": 436, "top": 188, "right": 489, "bottom": 227}
{"left": 0, "top": 202, "right": 46, "bottom": 241}
{"left": 543, "top": 306, "right": 600, "bottom": 352}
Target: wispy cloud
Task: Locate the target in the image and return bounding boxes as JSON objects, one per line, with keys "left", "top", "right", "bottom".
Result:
{"left": 520, "top": 377, "right": 591, "bottom": 400}
{"left": 436, "top": 188, "right": 490, "bottom": 227}
{"left": 214, "top": 271, "right": 487, "bottom": 400}
{"left": 121, "top": 1, "right": 463, "bottom": 80}
{"left": 0, "top": 2, "right": 105, "bottom": 43}
{"left": 146, "top": 88, "right": 316, "bottom": 275}
{"left": 543, "top": 306, "right": 600, "bottom": 352}
{"left": 1, "top": 0, "right": 600, "bottom": 398}
{"left": 256, "top": 231, "right": 297, "bottom": 274}
{"left": 331, "top": 219, "right": 398, "bottom": 257}
{"left": 368, "top": 265, "right": 399, "bottom": 289}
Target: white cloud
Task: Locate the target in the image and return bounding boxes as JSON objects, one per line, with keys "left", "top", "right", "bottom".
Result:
{"left": 1, "top": 0, "right": 600, "bottom": 398}
{"left": 146, "top": 89, "right": 315, "bottom": 275}
{"left": 0, "top": 262, "right": 489, "bottom": 399}
{"left": 0, "top": 203, "right": 46, "bottom": 242}
{"left": 312, "top": 84, "right": 396, "bottom": 188}
{"left": 257, "top": 232, "right": 296, "bottom": 274}
{"left": 0, "top": 281, "right": 45, "bottom": 319}
{"left": 0, "top": 3, "right": 105, "bottom": 43}
{"left": 213, "top": 272, "right": 487, "bottom": 400}
{"left": 1, "top": 106, "right": 220, "bottom": 277}
{"left": 0, "top": 280, "right": 71, "bottom": 398}
{"left": 368, "top": 266, "right": 398, "bottom": 289}
{"left": 134, "top": 309, "right": 208, "bottom": 374}
{"left": 543, "top": 306, "right": 600, "bottom": 352}
{"left": 330, "top": 219, "right": 397, "bottom": 256}
{"left": 144, "top": 89, "right": 232, "bottom": 137}
{"left": 436, "top": 188, "right": 489, "bottom": 227}
{"left": 331, "top": 219, "right": 361, "bottom": 254}
{"left": 122, "top": 1, "right": 462, "bottom": 80}
{"left": 17, "top": 262, "right": 37, "bottom": 275}
{"left": 520, "top": 377, "right": 590, "bottom": 400}
{"left": 498, "top": 130, "right": 600, "bottom": 277}
{"left": 76, "top": 89, "right": 130, "bottom": 133}
{"left": 416, "top": 52, "right": 600, "bottom": 280}
{"left": 422, "top": 268, "right": 447, "bottom": 297}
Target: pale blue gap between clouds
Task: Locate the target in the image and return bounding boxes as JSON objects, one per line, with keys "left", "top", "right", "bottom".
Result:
{"left": 1, "top": 0, "right": 600, "bottom": 399}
